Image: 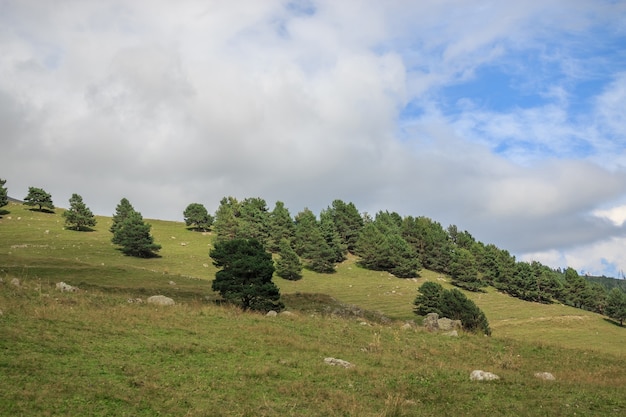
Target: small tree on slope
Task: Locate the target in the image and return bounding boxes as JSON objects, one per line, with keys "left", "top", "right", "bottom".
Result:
{"left": 210, "top": 238, "right": 283, "bottom": 312}
{"left": 63, "top": 193, "right": 97, "bottom": 231}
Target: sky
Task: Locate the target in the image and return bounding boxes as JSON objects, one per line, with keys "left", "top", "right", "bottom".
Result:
{"left": 2, "top": 0, "right": 626, "bottom": 277}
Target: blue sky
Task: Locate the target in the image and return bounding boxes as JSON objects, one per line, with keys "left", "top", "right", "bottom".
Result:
{"left": 1, "top": 0, "right": 626, "bottom": 277}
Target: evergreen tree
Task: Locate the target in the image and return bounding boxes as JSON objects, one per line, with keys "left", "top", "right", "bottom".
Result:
{"left": 110, "top": 198, "right": 136, "bottom": 236}
{"left": 237, "top": 197, "right": 270, "bottom": 245}
{"left": 319, "top": 209, "right": 348, "bottom": 262}
{"left": 413, "top": 281, "right": 445, "bottom": 316}
{"left": 112, "top": 210, "right": 161, "bottom": 257}
{"left": 449, "top": 248, "right": 483, "bottom": 291}
{"left": 326, "top": 199, "right": 364, "bottom": 253}
{"left": 275, "top": 239, "right": 303, "bottom": 280}
{"left": 210, "top": 238, "right": 283, "bottom": 312}
{"left": 294, "top": 208, "right": 336, "bottom": 273}
{"left": 413, "top": 282, "right": 491, "bottom": 335}
{"left": 606, "top": 288, "right": 626, "bottom": 326}
{"left": 183, "top": 203, "right": 214, "bottom": 231}
{"left": 213, "top": 196, "right": 240, "bottom": 242}
{"left": 23, "top": 187, "right": 54, "bottom": 212}
{"left": 267, "top": 201, "right": 296, "bottom": 252}
{"left": 63, "top": 193, "right": 97, "bottom": 231}
{"left": 402, "top": 216, "right": 452, "bottom": 273}
{"left": 439, "top": 288, "right": 491, "bottom": 335}
{"left": 0, "top": 178, "right": 8, "bottom": 209}
{"left": 355, "top": 211, "right": 420, "bottom": 278}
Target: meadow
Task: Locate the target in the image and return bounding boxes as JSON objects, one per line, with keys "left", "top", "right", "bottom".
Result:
{"left": 1, "top": 202, "right": 625, "bottom": 416}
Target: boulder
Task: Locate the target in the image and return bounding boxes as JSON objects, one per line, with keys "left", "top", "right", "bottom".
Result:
{"left": 324, "top": 357, "right": 354, "bottom": 369}
{"left": 10, "top": 278, "right": 21, "bottom": 288}
{"left": 423, "top": 313, "right": 439, "bottom": 331}
{"left": 534, "top": 372, "right": 556, "bottom": 381}
{"left": 147, "top": 295, "right": 175, "bottom": 306}
{"left": 266, "top": 310, "right": 278, "bottom": 317}
{"left": 470, "top": 370, "right": 500, "bottom": 381}
{"left": 56, "top": 282, "right": 78, "bottom": 292}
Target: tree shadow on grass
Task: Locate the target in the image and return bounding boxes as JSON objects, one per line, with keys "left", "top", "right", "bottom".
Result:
{"left": 0, "top": 209, "right": 10, "bottom": 218}
{"left": 186, "top": 227, "right": 211, "bottom": 233}
{"left": 26, "top": 208, "right": 55, "bottom": 214}
{"left": 602, "top": 317, "right": 624, "bottom": 328}
{"left": 115, "top": 247, "right": 163, "bottom": 259}
{"left": 65, "top": 226, "right": 97, "bottom": 232}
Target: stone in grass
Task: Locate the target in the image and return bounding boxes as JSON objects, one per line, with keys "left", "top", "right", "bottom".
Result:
{"left": 470, "top": 370, "right": 500, "bottom": 381}
{"left": 324, "top": 357, "right": 354, "bottom": 369}
{"left": 147, "top": 295, "right": 175, "bottom": 306}
{"left": 534, "top": 372, "right": 556, "bottom": 381}
{"left": 56, "top": 282, "right": 79, "bottom": 292}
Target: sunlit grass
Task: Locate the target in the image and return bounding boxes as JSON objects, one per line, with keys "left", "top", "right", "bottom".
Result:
{"left": 1, "top": 201, "right": 626, "bottom": 416}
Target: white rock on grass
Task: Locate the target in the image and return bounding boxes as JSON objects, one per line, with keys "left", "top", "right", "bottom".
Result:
{"left": 147, "top": 295, "right": 175, "bottom": 306}
{"left": 470, "top": 370, "right": 500, "bottom": 381}
{"left": 10, "top": 278, "right": 21, "bottom": 288}
{"left": 266, "top": 310, "right": 278, "bottom": 317}
{"left": 534, "top": 372, "right": 556, "bottom": 381}
{"left": 324, "top": 357, "right": 354, "bottom": 369}
{"left": 56, "top": 282, "right": 79, "bottom": 292}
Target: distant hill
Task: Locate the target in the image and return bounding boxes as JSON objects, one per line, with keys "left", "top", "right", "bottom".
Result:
{"left": 7, "top": 196, "right": 22, "bottom": 203}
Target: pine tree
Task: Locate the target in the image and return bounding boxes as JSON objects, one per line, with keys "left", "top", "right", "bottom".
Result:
{"left": 275, "top": 239, "right": 303, "bottom": 280}
{"left": 112, "top": 210, "right": 161, "bottom": 257}
{"left": 0, "top": 178, "right": 8, "bottom": 209}
{"left": 183, "top": 203, "right": 214, "bottom": 231}
{"left": 213, "top": 196, "right": 240, "bottom": 242}
{"left": 210, "top": 238, "right": 283, "bottom": 311}
{"left": 606, "top": 288, "right": 626, "bottom": 326}
{"left": 63, "top": 193, "right": 97, "bottom": 231}
{"left": 23, "top": 187, "right": 54, "bottom": 212}
{"left": 267, "top": 201, "right": 296, "bottom": 252}
{"left": 110, "top": 198, "right": 136, "bottom": 237}
{"left": 294, "top": 208, "right": 336, "bottom": 273}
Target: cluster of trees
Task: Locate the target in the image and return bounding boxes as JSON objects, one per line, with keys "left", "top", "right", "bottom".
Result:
{"left": 413, "top": 281, "right": 491, "bottom": 335}
{"left": 2, "top": 178, "right": 626, "bottom": 324}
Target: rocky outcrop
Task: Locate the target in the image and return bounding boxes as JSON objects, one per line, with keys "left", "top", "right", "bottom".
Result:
{"left": 424, "top": 312, "right": 462, "bottom": 332}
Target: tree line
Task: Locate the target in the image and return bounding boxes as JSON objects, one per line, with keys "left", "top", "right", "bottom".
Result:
{"left": 1, "top": 178, "right": 625, "bottom": 326}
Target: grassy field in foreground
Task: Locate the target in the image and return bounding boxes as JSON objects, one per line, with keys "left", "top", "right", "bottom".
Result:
{"left": 1, "top": 202, "right": 625, "bottom": 416}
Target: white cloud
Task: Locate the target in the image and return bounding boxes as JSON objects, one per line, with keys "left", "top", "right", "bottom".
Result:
{"left": 1, "top": 0, "right": 626, "bottom": 275}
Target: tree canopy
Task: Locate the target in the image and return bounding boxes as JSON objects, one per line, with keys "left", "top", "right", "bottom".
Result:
{"left": 0, "top": 178, "right": 8, "bottom": 209}
{"left": 63, "top": 193, "right": 97, "bottom": 231}
{"left": 183, "top": 203, "right": 214, "bottom": 231}
{"left": 210, "top": 238, "right": 283, "bottom": 311}
{"left": 23, "top": 187, "right": 54, "bottom": 212}
{"left": 110, "top": 199, "right": 160, "bottom": 258}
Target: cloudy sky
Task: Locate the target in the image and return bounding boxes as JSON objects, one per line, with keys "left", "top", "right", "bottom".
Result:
{"left": 2, "top": 0, "right": 626, "bottom": 276}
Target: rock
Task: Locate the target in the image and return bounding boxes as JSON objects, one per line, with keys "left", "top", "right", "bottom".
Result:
{"left": 280, "top": 311, "right": 294, "bottom": 316}
{"left": 147, "top": 295, "right": 175, "bottom": 306}
{"left": 168, "top": 280, "right": 176, "bottom": 286}
{"left": 127, "top": 298, "right": 143, "bottom": 304}
{"left": 56, "top": 282, "right": 79, "bottom": 292}
{"left": 443, "top": 330, "right": 458, "bottom": 337}
{"left": 470, "top": 370, "right": 500, "bottom": 381}
{"left": 534, "top": 372, "right": 556, "bottom": 381}
{"left": 437, "top": 317, "right": 462, "bottom": 331}
{"left": 266, "top": 310, "right": 278, "bottom": 317}
{"left": 324, "top": 357, "right": 354, "bottom": 369}
{"left": 401, "top": 323, "right": 413, "bottom": 330}
{"left": 424, "top": 312, "right": 439, "bottom": 331}
{"left": 10, "top": 278, "right": 21, "bottom": 288}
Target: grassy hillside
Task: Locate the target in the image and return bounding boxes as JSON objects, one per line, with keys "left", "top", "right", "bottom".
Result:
{"left": 1, "top": 202, "right": 625, "bottom": 416}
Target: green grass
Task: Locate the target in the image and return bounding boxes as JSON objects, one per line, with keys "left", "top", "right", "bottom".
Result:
{"left": 1, "top": 202, "right": 625, "bottom": 416}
